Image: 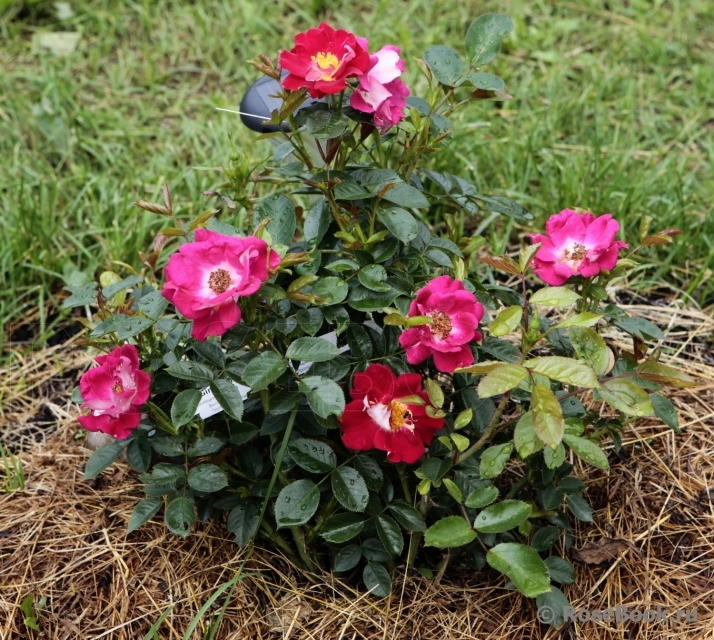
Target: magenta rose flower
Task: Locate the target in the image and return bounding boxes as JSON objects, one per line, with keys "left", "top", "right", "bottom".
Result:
{"left": 340, "top": 363, "right": 444, "bottom": 464}
{"left": 162, "top": 229, "right": 281, "bottom": 341}
{"left": 77, "top": 344, "right": 151, "bottom": 439}
{"left": 350, "top": 44, "right": 410, "bottom": 132}
{"left": 399, "top": 275, "right": 485, "bottom": 373}
{"left": 529, "top": 209, "right": 629, "bottom": 286}
{"left": 279, "top": 23, "right": 370, "bottom": 98}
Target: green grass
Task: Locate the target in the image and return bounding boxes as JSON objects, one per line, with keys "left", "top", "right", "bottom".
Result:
{"left": 2, "top": 0, "right": 713, "bottom": 347}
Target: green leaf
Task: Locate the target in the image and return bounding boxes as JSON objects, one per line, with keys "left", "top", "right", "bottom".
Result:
{"left": 375, "top": 205, "right": 418, "bottom": 243}
{"left": 209, "top": 379, "right": 244, "bottom": 421}
{"left": 355, "top": 455, "right": 384, "bottom": 491}
{"left": 566, "top": 494, "right": 593, "bottom": 522}
{"left": 381, "top": 183, "right": 430, "bottom": 209}
{"left": 274, "top": 479, "right": 320, "bottom": 528}
{"left": 598, "top": 379, "right": 655, "bottom": 417}
{"left": 479, "top": 442, "right": 513, "bottom": 479}
{"left": 253, "top": 194, "right": 296, "bottom": 246}
{"left": 171, "top": 389, "right": 201, "bottom": 428}
{"left": 465, "top": 13, "right": 514, "bottom": 66}
{"left": 299, "top": 376, "right": 345, "bottom": 419}
{"left": 241, "top": 352, "right": 287, "bottom": 391}
{"left": 443, "top": 478, "right": 463, "bottom": 503}
{"left": 102, "top": 274, "right": 143, "bottom": 300}
{"left": 286, "top": 337, "right": 341, "bottom": 362}
{"left": 525, "top": 356, "right": 599, "bottom": 388}
{"left": 296, "top": 308, "right": 323, "bottom": 336}
{"left": 451, "top": 433, "right": 470, "bottom": 451}
{"left": 651, "top": 393, "right": 680, "bottom": 433}
{"left": 614, "top": 317, "right": 664, "bottom": 341}
{"left": 333, "top": 180, "right": 373, "bottom": 200}
{"left": 363, "top": 562, "right": 391, "bottom": 597}
{"left": 138, "top": 290, "right": 169, "bottom": 319}
{"left": 312, "top": 277, "right": 349, "bottom": 305}
{"left": 486, "top": 542, "right": 551, "bottom": 598}
{"left": 474, "top": 500, "right": 531, "bottom": 533}
{"left": 637, "top": 361, "right": 696, "bottom": 388}
{"left": 376, "top": 515, "right": 404, "bottom": 556}
{"left": 489, "top": 305, "right": 522, "bottom": 337}
{"left": 306, "top": 108, "right": 348, "bottom": 139}
{"left": 562, "top": 434, "right": 610, "bottom": 469}
{"left": 569, "top": 326, "right": 611, "bottom": 376}
{"left": 529, "top": 286, "right": 581, "bottom": 307}
{"left": 192, "top": 341, "right": 226, "bottom": 368}
{"left": 304, "top": 199, "right": 330, "bottom": 246}
{"left": 424, "top": 516, "right": 476, "bottom": 548}
{"left": 423, "top": 45, "right": 463, "bottom": 85}
{"left": 166, "top": 361, "right": 214, "bottom": 383}
{"left": 454, "top": 408, "right": 473, "bottom": 429}
{"left": 531, "top": 385, "right": 564, "bottom": 447}
{"left": 321, "top": 513, "right": 365, "bottom": 543}
{"left": 544, "top": 557, "right": 576, "bottom": 585}
{"left": 165, "top": 496, "right": 195, "bottom": 538}
{"left": 227, "top": 502, "right": 259, "bottom": 546}
{"left": 127, "top": 497, "right": 162, "bottom": 534}
{"left": 357, "top": 264, "right": 391, "bottom": 292}
{"left": 334, "top": 545, "right": 362, "bottom": 572}
{"left": 388, "top": 502, "right": 427, "bottom": 531}
{"left": 331, "top": 467, "right": 369, "bottom": 512}
{"left": 347, "top": 285, "right": 397, "bottom": 312}
{"left": 465, "top": 485, "right": 499, "bottom": 509}
{"left": 514, "top": 411, "right": 544, "bottom": 459}
{"left": 536, "top": 586, "right": 570, "bottom": 628}
{"left": 553, "top": 312, "right": 603, "bottom": 330}
{"left": 62, "top": 282, "right": 99, "bottom": 308}
{"left": 543, "top": 442, "right": 565, "bottom": 469}
{"left": 288, "top": 438, "right": 337, "bottom": 473}
{"left": 126, "top": 437, "right": 151, "bottom": 472}
{"left": 117, "top": 316, "right": 154, "bottom": 340}
{"left": 187, "top": 436, "right": 224, "bottom": 457}
{"left": 461, "top": 72, "right": 504, "bottom": 91}
{"left": 152, "top": 436, "right": 184, "bottom": 457}
{"left": 142, "top": 462, "right": 185, "bottom": 485}
{"left": 187, "top": 463, "right": 228, "bottom": 493}
{"left": 478, "top": 364, "right": 529, "bottom": 398}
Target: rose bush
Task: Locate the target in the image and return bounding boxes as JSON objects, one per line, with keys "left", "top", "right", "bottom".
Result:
{"left": 68, "top": 14, "right": 689, "bottom": 624}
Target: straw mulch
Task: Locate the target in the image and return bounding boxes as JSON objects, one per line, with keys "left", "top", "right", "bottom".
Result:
{"left": 1, "top": 303, "right": 714, "bottom": 640}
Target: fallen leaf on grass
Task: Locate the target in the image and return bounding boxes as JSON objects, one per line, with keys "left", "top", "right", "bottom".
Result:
{"left": 33, "top": 32, "right": 81, "bottom": 56}
{"left": 571, "top": 538, "right": 637, "bottom": 564}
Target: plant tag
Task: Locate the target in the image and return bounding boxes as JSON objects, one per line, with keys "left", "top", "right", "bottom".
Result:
{"left": 195, "top": 380, "right": 251, "bottom": 419}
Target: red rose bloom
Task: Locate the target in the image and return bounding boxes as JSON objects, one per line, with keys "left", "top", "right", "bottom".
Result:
{"left": 340, "top": 363, "right": 444, "bottom": 464}
{"left": 279, "top": 23, "right": 370, "bottom": 98}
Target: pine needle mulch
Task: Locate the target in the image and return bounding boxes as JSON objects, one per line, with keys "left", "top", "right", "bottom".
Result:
{"left": 1, "top": 303, "right": 714, "bottom": 640}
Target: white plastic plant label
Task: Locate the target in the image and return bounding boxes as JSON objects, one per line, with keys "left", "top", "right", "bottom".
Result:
{"left": 195, "top": 331, "right": 348, "bottom": 419}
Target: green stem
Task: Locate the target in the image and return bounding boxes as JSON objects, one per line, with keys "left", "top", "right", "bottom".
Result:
{"left": 146, "top": 401, "right": 177, "bottom": 435}
{"left": 407, "top": 493, "right": 428, "bottom": 569}
{"left": 457, "top": 391, "right": 512, "bottom": 465}
{"left": 397, "top": 464, "right": 411, "bottom": 503}
{"left": 307, "top": 496, "right": 337, "bottom": 543}
{"left": 506, "top": 469, "right": 531, "bottom": 500}
{"left": 291, "top": 525, "right": 320, "bottom": 572}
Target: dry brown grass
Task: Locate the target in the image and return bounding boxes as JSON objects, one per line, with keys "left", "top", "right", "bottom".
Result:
{"left": 1, "top": 303, "right": 713, "bottom": 640}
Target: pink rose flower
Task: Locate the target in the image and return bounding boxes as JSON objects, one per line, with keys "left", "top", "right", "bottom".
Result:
{"left": 77, "top": 344, "right": 151, "bottom": 439}
{"left": 340, "top": 363, "right": 444, "bottom": 464}
{"left": 162, "top": 229, "right": 281, "bottom": 341}
{"left": 399, "top": 276, "right": 485, "bottom": 373}
{"left": 529, "top": 209, "right": 629, "bottom": 286}
{"left": 350, "top": 44, "right": 410, "bottom": 133}
{"left": 279, "top": 23, "right": 370, "bottom": 98}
